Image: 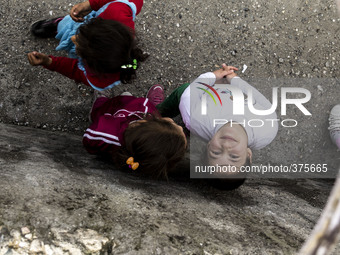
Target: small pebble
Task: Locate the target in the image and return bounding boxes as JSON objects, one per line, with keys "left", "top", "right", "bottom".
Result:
{"left": 25, "top": 233, "right": 33, "bottom": 240}
{"left": 317, "top": 85, "right": 324, "bottom": 92}
{"left": 21, "top": 227, "right": 30, "bottom": 235}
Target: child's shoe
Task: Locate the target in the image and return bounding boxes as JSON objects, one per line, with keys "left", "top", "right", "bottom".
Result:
{"left": 94, "top": 89, "right": 114, "bottom": 100}
{"left": 31, "top": 17, "right": 63, "bottom": 38}
{"left": 121, "top": 92, "right": 133, "bottom": 96}
{"left": 146, "top": 85, "right": 164, "bottom": 106}
{"left": 328, "top": 104, "right": 340, "bottom": 149}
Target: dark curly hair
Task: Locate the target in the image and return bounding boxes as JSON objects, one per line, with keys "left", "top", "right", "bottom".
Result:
{"left": 113, "top": 117, "right": 187, "bottom": 180}
{"left": 76, "top": 18, "right": 148, "bottom": 83}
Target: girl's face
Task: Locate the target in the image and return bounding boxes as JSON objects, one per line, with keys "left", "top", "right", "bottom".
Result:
{"left": 207, "top": 123, "right": 252, "bottom": 168}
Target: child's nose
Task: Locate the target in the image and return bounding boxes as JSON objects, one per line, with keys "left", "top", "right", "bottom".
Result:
{"left": 223, "top": 140, "right": 237, "bottom": 149}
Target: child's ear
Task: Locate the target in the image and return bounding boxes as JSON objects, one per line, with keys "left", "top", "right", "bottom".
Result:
{"left": 247, "top": 148, "right": 253, "bottom": 163}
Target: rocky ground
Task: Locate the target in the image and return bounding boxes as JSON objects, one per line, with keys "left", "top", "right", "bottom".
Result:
{"left": 0, "top": 123, "right": 338, "bottom": 254}
{"left": 1, "top": 0, "right": 340, "bottom": 171}
{"left": 1, "top": 0, "right": 340, "bottom": 254}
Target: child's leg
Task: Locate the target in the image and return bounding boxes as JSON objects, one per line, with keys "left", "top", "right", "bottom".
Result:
{"left": 31, "top": 17, "right": 64, "bottom": 38}
{"left": 157, "top": 83, "right": 190, "bottom": 117}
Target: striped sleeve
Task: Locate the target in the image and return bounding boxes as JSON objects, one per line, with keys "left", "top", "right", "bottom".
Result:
{"left": 83, "top": 127, "right": 122, "bottom": 155}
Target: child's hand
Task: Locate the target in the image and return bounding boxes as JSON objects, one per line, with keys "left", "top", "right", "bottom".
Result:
{"left": 70, "top": 1, "right": 92, "bottom": 22}
{"left": 223, "top": 64, "right": 239, "bottom": 84}
{"left": 27, "top": 52, "right": 52, "bottom": 66}
{"left": 213, "top": 63, "right": 238, "bottom": 83}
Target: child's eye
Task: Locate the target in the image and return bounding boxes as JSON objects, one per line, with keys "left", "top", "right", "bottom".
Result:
{"left": 210, "top": 150, "right": 220, "bottom": 155}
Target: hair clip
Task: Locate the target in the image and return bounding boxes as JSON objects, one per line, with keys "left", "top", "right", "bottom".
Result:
{"left": 121, "top": 59, "right": 137, "bottom": 70}
{"left": 126, "top": 157, "right": 139, "bottom": 170}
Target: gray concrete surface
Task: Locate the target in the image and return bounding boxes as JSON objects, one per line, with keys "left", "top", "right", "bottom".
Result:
{"left": 1, "top": 0, "right": 340, "bottom": 254}
{"left": 0, "top": 123, "right": 338, "bottom": 254}
{"left": 1, "top": 0, "right": 340, "bottom": 171}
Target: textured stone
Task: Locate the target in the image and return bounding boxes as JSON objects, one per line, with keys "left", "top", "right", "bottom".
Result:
{"left": 0, "top": 123, "right": 339, "bottom": 254}
{"left": 1, "top": 0, "right": 340, "bottom": 253}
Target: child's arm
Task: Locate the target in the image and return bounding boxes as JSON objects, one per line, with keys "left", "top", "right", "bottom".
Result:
{"left": 83, "top": 120, "right": 122, "bottom": 155}
{"left": 210, "top": 63, "right": 273, "bottom": 109}
{"left": 88, "top": 0, "right": 143, "bottom": 30}
{"left": 227, "top": 74, "right": 274, "bottom": 109}
{"left": 28, "top": 52, "right": 89, "bottom": 85}
{"left": 44, "top": 56, "right": 89, "bottom": 85}
{"left": 89, "top": 0, "right": 143, "bottom": 14}
{"left": 192, "top": 64, "right": 237, "bottom": 86}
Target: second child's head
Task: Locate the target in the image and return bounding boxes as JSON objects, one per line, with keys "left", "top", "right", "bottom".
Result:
{"left": 115, "top": 117, "right": 187, "bottom": 179}
{"left": 71, "top": 18, "right": 148, "bottom": 83}
{"left": 204, "top": 123, "right": 252, "bottom": 182}
{"left": 206, "top": 123, "right": 252, "bottom": 168}
{"left": 201, "top": 123, "right": 251, "bottom": 190}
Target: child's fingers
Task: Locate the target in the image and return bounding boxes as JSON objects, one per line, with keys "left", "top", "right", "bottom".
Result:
{"left": 221, "top": 63, "right": 239, "bottom": 71}
{"left": 70, "top": 13, "right": 78, "bottom": 22}
{"left": 27, "top": 53, "right": 37, "bottom": 65}
{"left": 27, "top": 52, "right": 42, "bottom": 65}
{"left": 70, "top": 6, "right": 82, "bottom": 21}
{"left": 71, "top": 14, "right": 84, "bottom": 22}
{"left": 27, "top": 52, "right": 36, "bottom": 61}
{"left": 29, "top": 51, "right": 38, "bottom": 56}
{"left": 70, "top": 3, "right": 89, "bottom": 22}
{"left": 221, "top": 70, "right": 233, "bottom": 78}
{"left": 37, "top": 52, "right": 47, "bottom": 58}
{"left": 225, "top": 70, "right": 235, "bottom": 75}
{"left": 33, "top": 52, "right": 44, "bottom": 60}
{"left": 229, "top": 66, "right": 239, "bottom": 71}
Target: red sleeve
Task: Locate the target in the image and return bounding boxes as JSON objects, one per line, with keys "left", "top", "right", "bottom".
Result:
{"left": 89, "top": 0, "right": 111, "bottom": 10}
{"left": 89, "top": 0, "right": 143, "bottom": 30}
{"left": 89, "top": 0, "right": 143, "bottom": 14}
{"left": 89, "top": 0, "right": 114, "bottom": 10}
{"left": 44, "top": 56, "right": 90, "bottom": 86}
{"left": 83, "top": 116, "right": 123, "bottom": 155}
{"left": 98, "top": 3, "right": 134, "bottom": 29}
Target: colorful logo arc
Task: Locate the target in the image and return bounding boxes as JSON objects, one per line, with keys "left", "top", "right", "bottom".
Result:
{"left": 196, "top": 82, "right": 223, "bottom": 106}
